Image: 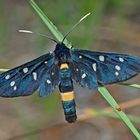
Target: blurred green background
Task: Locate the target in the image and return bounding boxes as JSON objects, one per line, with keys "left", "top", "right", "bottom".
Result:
{"left": 0, "top": 0, "right": 140, "bottom": 140}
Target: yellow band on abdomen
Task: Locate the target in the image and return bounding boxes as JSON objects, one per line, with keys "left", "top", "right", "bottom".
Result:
{"left": 60, "top": 91, "right": 75, "bottom": 101}
{"left": 60, "top": 63, "right": 69, "bottom": 69}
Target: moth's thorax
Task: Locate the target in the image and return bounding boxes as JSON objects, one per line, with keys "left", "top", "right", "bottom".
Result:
{"left": 54, "top": 43, "right": 71, "bottom": 64}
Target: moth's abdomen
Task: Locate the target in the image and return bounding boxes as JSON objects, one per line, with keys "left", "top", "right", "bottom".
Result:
{"left": 59, "top": 63, "right": 77, "bottom": 123}
{"left": 61, "top": 92, "right": 77, "bottom": 123}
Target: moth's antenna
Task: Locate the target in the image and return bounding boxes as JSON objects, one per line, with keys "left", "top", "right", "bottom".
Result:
{"left": 62, "top": 13, "right": 91, "bottom": 43}
{"left": 18, "top": 30, "right": 58, "bottom": 43}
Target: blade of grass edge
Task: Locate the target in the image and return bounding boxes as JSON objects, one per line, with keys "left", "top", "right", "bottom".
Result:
{"left": 98, "top": 86, "right": 140, "bottom": 140}
{"left": 100, "top": 111, "right": 140, "bottom": 123}
{"left": 83, "top": 109, "right": 140, "bottom": 123}
{"left": 119, "top": 82, "right": 140, "bottom": 89}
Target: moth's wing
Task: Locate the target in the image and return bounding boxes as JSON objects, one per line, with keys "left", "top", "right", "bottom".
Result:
{"left": 38, "top": 64, "right": 60, "bottom": 97}
{"left": 69, "top": 49, "right": 99, "bottom": 89}
{"left": 70, "top": 49, "right": 140, "bottom": 88}
{"left": 0, "top": 52, "right": 60, "bottom": 97}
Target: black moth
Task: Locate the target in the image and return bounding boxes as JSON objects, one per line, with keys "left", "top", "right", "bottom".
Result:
{"left": 0, "top": 14, "right": 140, "bottom": 123}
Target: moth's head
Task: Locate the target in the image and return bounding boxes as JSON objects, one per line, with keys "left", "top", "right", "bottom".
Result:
{"left": 54, "top": 42, "right": 70, "bottom": 63}
{"left": 55, "top": 42, "right": 69, "bottom": 53}
{"left": 56, "top": 42, "right": 66, "bottom": 48}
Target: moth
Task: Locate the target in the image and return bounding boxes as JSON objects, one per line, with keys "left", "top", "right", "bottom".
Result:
{"left": 0, "top": 13, "right": 140, "bottom": 123}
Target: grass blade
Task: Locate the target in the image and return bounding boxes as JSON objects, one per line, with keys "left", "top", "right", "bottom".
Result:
{"left": 119, "top": 82, "right": 140, "bottom": 89}
{"left": 98, "top": 86, "right": 140, "bottom": 139}
{"left": 101, "top": 112, "right": 140, "bottom": 123}
{"left": 82, "top": 108, "right": 140, "bottom": 123}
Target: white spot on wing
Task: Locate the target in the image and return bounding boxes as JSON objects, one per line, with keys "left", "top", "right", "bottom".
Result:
{"left": 10, "top": 81, "right": 15, "bottom": 87}
{"left": 13, "top": 86, "right": 17, "bottom": 91}
{"left": 92, "top": 63, "right": 97, "bottom": 71}
{"left": 99, "top": 56, "right": 105, "bottom": 62}
{"left": 23, "top": 68, "right": 28, "bottom": 73}
{"left": 44, "top": 61, "right": 48, "bottom": 64}
{"left": 46, "top": 79, "right": 51, "bottom": 84}
{"left": 51, "top": 72, "right": 54, "bottom": 75}
{"left": 115, "top": 65, "right": 121, "bottom": 71}
{"left": 115, "top": 71, "right": 119, "bottom": 76}
{"left": 79, "top": 55, "right": 82, "bottom": 59}
{"left": 119, "top": 57, "right": 124, "bottom": 62}
{"left": 81, "top": 73, "right": 86, "bottom": 79}
{"left": 32, "top": 72, "right": 37, "bottom": 80}
{"left": 5, "top": 75, "right": 10, "bottom": 80}
{"left": 76, "top": 68, "right": 79, "bottom": 72}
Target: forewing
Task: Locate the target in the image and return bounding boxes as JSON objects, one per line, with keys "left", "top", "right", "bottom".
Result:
{"left": 70, "top": 49, "right": 140, "bottom": 88}
{"left": 38, "top": 64, "right": 60, "bottom": 97}
{"left": 69, "top": 60, "right": 98, "bottom": 89}
{"left": 0, "top": 52, "right": 60, "bottom": 97}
